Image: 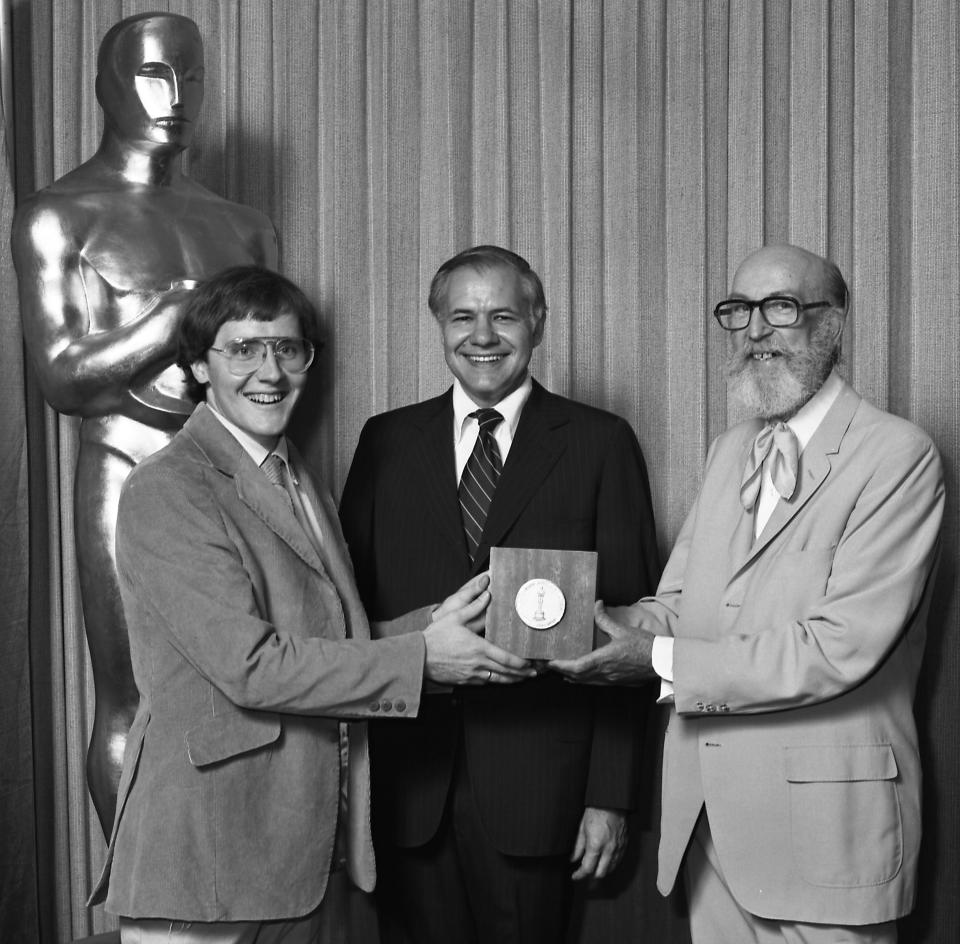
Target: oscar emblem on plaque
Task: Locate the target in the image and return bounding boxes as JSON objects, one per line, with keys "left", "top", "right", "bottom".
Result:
{"left": 486, "top": 547, "right": 597, "bottom": 659}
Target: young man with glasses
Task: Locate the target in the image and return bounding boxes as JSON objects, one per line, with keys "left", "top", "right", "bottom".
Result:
{"left": 89, "top": 266, "right": 534, "bottom": 943}
{"left": 551, "top": 244, "right": 944, "bottom": 944}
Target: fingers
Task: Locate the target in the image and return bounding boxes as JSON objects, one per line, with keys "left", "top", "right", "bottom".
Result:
{"left": 594, "top": 600, "right": 626, "bottom": 640}
{"left": 478, "top": 666, "right": 535, "bottom": 685}
{"left": 456, "top": 571, "right": 490, "bottom": 602}
{"left": 570, "top": 809, "right": 626, "bottom": 880}
{"left": 456, "top": 590, "right": 491, "bottom": 633}
{"left": 433, "top": 573, "right": 491, "bottom": 622}
{"left": 548, "top": 649, "right": 604, "bottom": 681}
{"left": 481, "top": 639, "right": 536, "bottom": 674}
{"left": 570, "top": 846, "right": 600, "bottom": 881}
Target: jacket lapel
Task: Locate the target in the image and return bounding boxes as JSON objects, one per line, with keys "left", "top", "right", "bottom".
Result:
{"left": 289, "top": 447, "right": 371, "bottom": 642}
{"left": 288, "top": 449, "right": 375, "bottom": 889}
{"left": 476, "top": 382, "right": 568, "bottom": 571}
{"left": 732, "top": 381, "right": 861, "bottom": 577}
{"left": 183, "top": 405, "right": 327, "bottom": 576}
{"left": 410, "top": 391, "right": 469, "bottom": 557}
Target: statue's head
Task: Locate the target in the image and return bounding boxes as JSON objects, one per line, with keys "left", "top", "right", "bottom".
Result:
{"left": 95, "top": 13, "right": 204, "bottom": 153}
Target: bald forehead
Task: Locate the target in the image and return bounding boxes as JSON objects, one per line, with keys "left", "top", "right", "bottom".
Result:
{"left": 731, "top": 245, "right": 832, "bottom": 300}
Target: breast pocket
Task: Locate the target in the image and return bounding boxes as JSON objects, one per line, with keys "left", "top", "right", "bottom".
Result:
{"left": 784, "top": 743, "right": 903, "bottom": 888}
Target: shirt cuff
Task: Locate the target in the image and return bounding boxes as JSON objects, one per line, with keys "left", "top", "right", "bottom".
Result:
{"left": 652, "top": 635, "right": 675, "bottom": 704}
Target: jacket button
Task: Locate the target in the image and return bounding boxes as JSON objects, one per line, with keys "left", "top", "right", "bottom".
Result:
{"left": 695, "top": 701, "right": 705, "bottom": 711}
{"left": 381, "top": 700, "right": 393, "bottom": 712}
{"left": 719, "top": 704, "right": 730, "bottom": 712}
{"left": 369, "top": 702, "right": 380, "bottom": 712}
{"left": 395, "top": 700, "right": 406, "bottom": 712}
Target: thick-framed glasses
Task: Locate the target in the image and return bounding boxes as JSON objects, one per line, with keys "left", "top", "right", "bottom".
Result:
{"left": 713, "top": 295, "right": 832, "bottom": 331}
{"left": 208, "top": 337, "right": 315, "bottom": 375}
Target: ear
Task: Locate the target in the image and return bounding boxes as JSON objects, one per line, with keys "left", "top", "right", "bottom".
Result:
{"left": 827, "top": 307, "right": 847, "bottom": 346}
{"left": 191, "top": 359, "right": 210, "bottom": 386}
{"left": 531, "top": 312, "right": 546, "bottom": 348}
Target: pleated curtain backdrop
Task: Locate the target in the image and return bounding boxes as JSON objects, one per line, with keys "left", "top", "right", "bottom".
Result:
{"left": 2, "top": 0, "right": 958, "bottom": 941}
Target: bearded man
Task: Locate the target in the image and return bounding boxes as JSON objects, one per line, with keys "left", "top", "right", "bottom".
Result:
{"left": 551, "top": 244, "right": 944, "bottom": 944}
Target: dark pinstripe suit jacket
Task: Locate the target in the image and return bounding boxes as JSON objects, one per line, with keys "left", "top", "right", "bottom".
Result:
{"left": 340, "top": 380, "right": 661, "bottom": 856}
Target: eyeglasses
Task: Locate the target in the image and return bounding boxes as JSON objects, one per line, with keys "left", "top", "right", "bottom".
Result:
{"left": 713, "top": 295, "right": 832, "bottom": 331}
{"left": 208, "top": 337, "right": 315, "bottom": 375}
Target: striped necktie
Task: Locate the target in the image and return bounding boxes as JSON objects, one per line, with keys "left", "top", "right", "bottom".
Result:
{"left": 459, "top": 408, "right": 503, "bottom": 561}
{"left": 261, "top": 453, "right": 294, "bottom": 511}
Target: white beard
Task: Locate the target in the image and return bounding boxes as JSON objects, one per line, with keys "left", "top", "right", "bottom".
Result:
{"left": 726, "top": 319, "right": 839, "bottom": 421}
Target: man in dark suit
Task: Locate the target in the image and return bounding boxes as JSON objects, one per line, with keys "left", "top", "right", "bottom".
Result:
{"left": 90, "top": 266, "right": 532, "bottom": 943}
{"left": 340, "top": 245, "right": 661, "bottom": 944}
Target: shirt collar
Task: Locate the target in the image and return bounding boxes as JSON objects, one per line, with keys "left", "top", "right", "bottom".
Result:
{"left": 452, "top": 375, "right": 533, "bottom": 444}
{"left": 205, "top": 403, "right": 290, "bottom": 470}
{"left": 787, "top": 369, "right": 844, "bottom": 453}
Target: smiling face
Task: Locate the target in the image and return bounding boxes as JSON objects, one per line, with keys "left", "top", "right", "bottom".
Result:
{"left": 725, "top": 246, "right": 845, "bottom": 421}
{"left": 191, "top": 314, "right": 307, "bottom": 450}
{"left": 97, "top": 15, "right": 204, "bottom": 152}
{"left": 436, "top": 264, "right": 544, "bottom": 407}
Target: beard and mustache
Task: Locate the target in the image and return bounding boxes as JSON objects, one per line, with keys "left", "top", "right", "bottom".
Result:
{"left": 726, "top": 317, "right": 840, "bottom": 421}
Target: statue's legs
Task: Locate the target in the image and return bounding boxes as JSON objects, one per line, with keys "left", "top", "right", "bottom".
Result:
{"left": 74, "top": 418, "right": 173, "bottom": 837}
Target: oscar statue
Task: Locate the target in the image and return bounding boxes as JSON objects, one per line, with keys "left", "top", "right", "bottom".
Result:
{"left": 11, "top": 12, "right": 278, "bottom": 836}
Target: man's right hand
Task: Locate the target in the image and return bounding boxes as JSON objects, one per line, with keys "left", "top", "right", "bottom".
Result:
{"left": 423, "top": 574, "right": 537, "bottom": 686}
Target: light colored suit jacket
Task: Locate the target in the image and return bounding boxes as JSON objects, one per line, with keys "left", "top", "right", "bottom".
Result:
{"left": 89, "top": 404, "right": 427, "bottom": 921}
{"left": 640, "top": 380, "right": 943, "bottom": 924}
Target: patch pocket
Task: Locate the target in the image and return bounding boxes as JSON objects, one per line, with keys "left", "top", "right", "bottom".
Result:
{"left": 185, "top": 711, "right": 281, "bottom": 767}
{"left": 784, "top": 744, "right": 902, "bottom": 888}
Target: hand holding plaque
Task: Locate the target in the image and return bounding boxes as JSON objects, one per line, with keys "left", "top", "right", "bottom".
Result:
{"left": 486, "top": 548, "right": 598, "bottom": 659}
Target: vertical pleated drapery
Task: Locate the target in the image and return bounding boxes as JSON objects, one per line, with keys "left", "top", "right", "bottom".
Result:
{"left": 2, "top": 1, "right": 958, "bottom": 941}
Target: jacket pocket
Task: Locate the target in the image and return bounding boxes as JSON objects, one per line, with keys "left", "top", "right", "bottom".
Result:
{"left": 784, "top": 743, "right": 903, "bottom": 888}
{"left": 184, "top": 711, "right": 281, "bottom": 768}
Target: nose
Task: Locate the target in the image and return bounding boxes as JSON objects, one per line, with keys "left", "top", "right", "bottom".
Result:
{"left": 745, "top": 304, "right": 772, "bottom": 341}
{"left": 470, "top": 313, "right": 496, "bottom": 345}
{"left": 170, "top": 72, "right": 183, "bottom": 109}
{"left": 255, "top": 345, "right": 284, "bottom": 382}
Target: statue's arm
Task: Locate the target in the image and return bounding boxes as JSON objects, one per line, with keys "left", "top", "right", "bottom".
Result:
{"left": 11, "top": 198, "right": 194, "bottom": 417}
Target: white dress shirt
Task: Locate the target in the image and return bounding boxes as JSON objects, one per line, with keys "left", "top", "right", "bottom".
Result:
{"left": 452, "top": 375, "right": 533, "bottom": 481}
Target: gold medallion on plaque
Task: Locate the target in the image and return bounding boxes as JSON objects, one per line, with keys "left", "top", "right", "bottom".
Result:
{"left": 514, "top": 578, "right": 566, "bottom": 630}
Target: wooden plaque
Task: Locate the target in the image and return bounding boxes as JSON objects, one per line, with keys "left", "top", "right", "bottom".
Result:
{"left": 486, "top": 547, "right": 597, "bottom": 659}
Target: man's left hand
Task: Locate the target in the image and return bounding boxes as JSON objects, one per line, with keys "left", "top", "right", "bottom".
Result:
{"left": 569, "top": 807, "right": 628, "bottom": 881}
{"left": 549, "top": 601, "right": 659, "bottom": 685}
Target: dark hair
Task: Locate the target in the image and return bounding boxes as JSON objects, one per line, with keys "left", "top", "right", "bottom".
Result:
{"left": 427, "top": 245, "right": 547, "bottom": 321}
{"left": 177, "top": 266, "right": 320, "bottom": 403}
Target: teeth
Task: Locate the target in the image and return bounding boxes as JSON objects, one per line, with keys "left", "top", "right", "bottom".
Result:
{"left": 751, "top": 352, "right": 777, "bottom": 361}
{"left": 467, "top": 355, "right": 504, "bottom": 363}
{"left": 246, "top": 393, "right": 285, "bottom": 404}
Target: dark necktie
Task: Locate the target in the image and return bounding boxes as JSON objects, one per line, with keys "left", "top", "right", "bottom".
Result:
{"left": 459, "top": 408, "right": 504, "bottom": 561}
{"left": 740, "top": 422, "right": 800, "bottom": 511}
